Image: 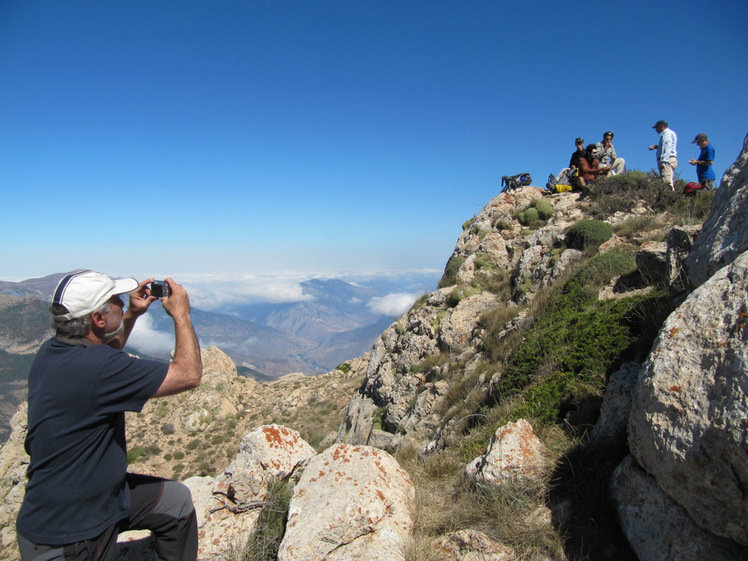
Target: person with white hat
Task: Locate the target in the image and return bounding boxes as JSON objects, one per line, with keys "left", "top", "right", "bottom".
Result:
{"left": 17, "top": 270, "right": 202, "bottom": 561}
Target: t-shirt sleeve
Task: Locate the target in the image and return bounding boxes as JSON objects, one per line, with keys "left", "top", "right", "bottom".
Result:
{"left": 92, "top": 347, "right": 169, "bottom": 413}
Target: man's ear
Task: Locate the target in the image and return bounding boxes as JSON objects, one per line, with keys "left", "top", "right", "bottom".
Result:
{"left": 90, "top": 311, "right": 107, "bottom": 329}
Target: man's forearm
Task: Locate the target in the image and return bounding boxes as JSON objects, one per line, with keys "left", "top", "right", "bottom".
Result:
{"left": 173, "top": 316, "right": 202, "bottom": 381}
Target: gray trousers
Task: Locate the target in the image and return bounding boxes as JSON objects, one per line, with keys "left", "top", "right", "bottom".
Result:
{"left": 18, "top": 474, "right": 198, "bottom": 561}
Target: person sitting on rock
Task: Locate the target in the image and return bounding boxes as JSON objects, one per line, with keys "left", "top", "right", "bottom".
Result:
{"left": 578, "top": 144, "right": 611, "bottom": 188}
{"left": 596, "top": 131, "right": 625, "bottom": 175}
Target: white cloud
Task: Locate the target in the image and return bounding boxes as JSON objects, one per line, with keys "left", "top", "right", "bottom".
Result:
{"left": 367, "top": 293, "right": 417, "bottom": 317}
{"left": 174, "top": 272, "right": 316, "bottom": 311}
{"left": 128, "top": 315, "right": 175, "bottom": 357}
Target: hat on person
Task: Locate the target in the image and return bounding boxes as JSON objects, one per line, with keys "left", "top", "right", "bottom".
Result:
{"left": 692, "top": 133, "right": 708, "bottom": 143}
{"left": 575, "top": 137, "right": 584, "bottom": 144}
{"left": 653, "top": 120, "right": 668, "bottom": 128}
{"left": 604, "top": 131, "right": 614, "bottom": 138}
{"left": 52, "top": 270, "right": 139, "bottom": 320}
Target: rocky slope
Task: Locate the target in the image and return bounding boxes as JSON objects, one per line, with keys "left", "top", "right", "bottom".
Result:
{"left": 0, "top": 133, "right": 746, "bottom": 560}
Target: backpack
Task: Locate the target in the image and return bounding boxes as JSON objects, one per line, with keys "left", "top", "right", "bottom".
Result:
{"left": 501, "top": 173, "right": 532, "bottom": 192}
{"left": 683, "top": 182, "right": 703, "bottom": 196}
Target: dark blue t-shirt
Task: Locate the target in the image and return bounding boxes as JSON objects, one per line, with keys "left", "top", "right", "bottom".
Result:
{"left": 17, "top": 337, "right": 168, "bottom": 545}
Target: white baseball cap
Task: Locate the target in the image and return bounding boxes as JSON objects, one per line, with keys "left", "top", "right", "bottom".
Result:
{"left": 52, "top": 270, "right": 139, "bottom": 320}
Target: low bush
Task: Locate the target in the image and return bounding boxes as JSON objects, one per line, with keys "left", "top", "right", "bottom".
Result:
{"left": 565, "top": 219, "right": 612, "bottom": 251}
{"left": 587, "top": 170, "right": 679, "bottom": 218}
{"left": 517, "top": 207, "right": 539, "bottom": 226}
{"left": 440, "top": 255, "right": 466, "bottom": 288}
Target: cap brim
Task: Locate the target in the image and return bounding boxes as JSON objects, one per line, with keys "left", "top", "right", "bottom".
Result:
{"left": 112, "top": 277, "right": 139, "bottom": 296}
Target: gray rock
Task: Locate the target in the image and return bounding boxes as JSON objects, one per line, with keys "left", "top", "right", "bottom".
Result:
{"left": 611, "top": 455, "right": 748, "bottom": 561}
{"left": 686, "top": 132, "right": 748, "bottom": 287}
{"left": 589, "top": 362, "right": 641, "bottom": 445}
{"left": 278, "top": 444, "right": 414, "bottom": 561}
{"left": 628, "top": 250, "right": 748, "bottom": 545}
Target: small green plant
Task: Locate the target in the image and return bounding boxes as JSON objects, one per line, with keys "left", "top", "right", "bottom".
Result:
{"left": 517, "top": 206, "right": 539, "bottom": 226}
{"left": 534, "top": 198, "right": 553, "bottom": 220}
{"left": 440, "top": 255, "right": 466, "bottom": 288}
{"left": 447, "top": 284, "right": 480, "bottom": 307}
{"left": 565, "top": 219, "right": 613, "bottom": 251}
{"left": 492, "top": 216, "right": 512, "bottom": 230}
{"left": 473, "top": 252, "right": 496, "bottom": 273}
{"left": 243, "top": 478, "right": 294, "bottom": 561}
{"left": 409, "top": 293, "right": 430, "bottom": 312}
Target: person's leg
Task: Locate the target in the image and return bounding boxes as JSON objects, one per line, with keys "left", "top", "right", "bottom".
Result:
{"left": 125, "top": 473, "right": 198, "bottom": 561}
{"left": 18, "top": 525, "right": 119, "bottom": 561}
{"left": 701, "top": 178, "right": 714, "bottom": 191}
{"left": 660, "top": 158, "right": 676, "bottom": 190}
{"left": 611, "top": 158, "right": 625, "bottom": 175}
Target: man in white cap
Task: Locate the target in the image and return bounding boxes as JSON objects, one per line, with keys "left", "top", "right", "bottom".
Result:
{"left": 649, "top": 119, "right": 678, "bottom": 189}
{"left": 16, "top": 270, "right": 202, "bottom": 561}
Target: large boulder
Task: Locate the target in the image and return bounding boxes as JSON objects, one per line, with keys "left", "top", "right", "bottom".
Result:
{"left": 611, "top": 455, "right": 748, "bottom": 561}
{"left": 627, "top": 250, "right": 748, "bottom": 545}
{"left": 194, "top": 425, "right": 316, "bottom": 560}
{"left": 685, "top": 132, "right": 748, "bottom": 287}
{"left": 278, "top": 444, "right": 414, "bottom": 561}
{"left": 466, "top": 419, "right": 547, "bottom": 484}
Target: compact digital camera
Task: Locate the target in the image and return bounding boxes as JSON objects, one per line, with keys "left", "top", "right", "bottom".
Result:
{"left": 150, "top": 280, "right": 171, "bottom": 298}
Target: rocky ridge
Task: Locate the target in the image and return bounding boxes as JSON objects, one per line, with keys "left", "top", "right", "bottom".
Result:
{"left": 0, "top": 133, "right": 746, "bottom": 560}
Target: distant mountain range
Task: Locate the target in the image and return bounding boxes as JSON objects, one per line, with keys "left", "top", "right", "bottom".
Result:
{"left": 0, "top": 271, "right": 439, "bottom": 376}
{"left": 0, "top": 270, "right": 438, "bottom": 442}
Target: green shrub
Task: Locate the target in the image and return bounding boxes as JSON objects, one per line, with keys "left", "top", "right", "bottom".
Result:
{"left": 587, "top": 170, "right": 679, "bottom": 218}
{"left": 565, "top": 219, "right": 612, "bottom": 251}
{"left": 440, "top": 255, "right": 465, "bottom": 288}
{"left": 534, "top": 199, "right": 553, "bottom": 220}
{"left": 243, "top": 479, "right": 294, "bottom": 561}
{"left": 493, "top": 216, "right": 512, "bottom": 230}
{"left": 517, "top": 207, "right": 539, "bottom": 226}
{"left": 495, "top": 249, "right": 667, "bottom": 403}
{"left": 448, "top": 284, "right": 480, "bottom": 307}
{"left": 474, "top": 252, "right": 496, "bottom": 273}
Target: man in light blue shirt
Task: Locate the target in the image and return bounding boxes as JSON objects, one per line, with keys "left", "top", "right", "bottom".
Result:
{"left": 649, "top": 120, "right": 678, "bottom": 190}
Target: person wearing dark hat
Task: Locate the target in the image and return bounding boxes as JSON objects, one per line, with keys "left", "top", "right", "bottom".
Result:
{"left": 648, "top": 120, "right": 678, "bottom": 189}
{"left": 596, "top": 131, "right": 625, "bottom": 175}
{"left": 689, "top": 133, "right": 715, "bottom": 190}
{"left": 17, "top": 271, "right": 202, "bottom": 561}
{"left": 569, "top": 137, "right": 586, "bottom": 171}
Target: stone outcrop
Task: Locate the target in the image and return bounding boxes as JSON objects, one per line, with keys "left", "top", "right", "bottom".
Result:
{"left": 433, "top": 529, "right": 516, "bottom": 561}
{"left": 337, "top": 189, "right": 590, "bottom": 452}
{"left": 685, "top": 133, "right": 748, "bottom": 287}
{"left": 612, "top": 132, "right": 748, "bottom": 557}
{"left": 626, "top": 250, "right": 748, "bottom": 545}
{"left": 278, "top": 444, "right": 414, "bottom": 561}
{"left": 611, "top": 456, "right": 748, "bottom": 561}
{"left": 466, "top": 419, "right": 548, "bottom": 484}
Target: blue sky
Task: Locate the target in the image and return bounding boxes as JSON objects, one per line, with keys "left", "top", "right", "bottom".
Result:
{"left": 2, "top": 1, "right": 747, "bottom": 308}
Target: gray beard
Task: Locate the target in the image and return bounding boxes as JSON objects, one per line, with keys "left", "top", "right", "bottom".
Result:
{"left": 104, "top": 321, "right": 125, "bottom": 342}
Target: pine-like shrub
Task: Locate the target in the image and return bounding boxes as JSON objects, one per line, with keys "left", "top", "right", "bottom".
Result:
{"left": 565, "top": 219, "right": 612, "bottom": 251}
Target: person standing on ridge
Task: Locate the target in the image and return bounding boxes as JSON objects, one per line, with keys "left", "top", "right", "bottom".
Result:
{"left": 689, "top": 133, "right": 716, "bottom": 191}
{"left": 16, "top": 270, "right": 203, "bottom": 561}
{"left": 649, "top": 120, "right": 678, "bottom": 189}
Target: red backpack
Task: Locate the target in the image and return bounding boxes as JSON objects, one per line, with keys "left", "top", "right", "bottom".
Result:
{"left": 683, "top": 182, "right": 703, "bottom": 196}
